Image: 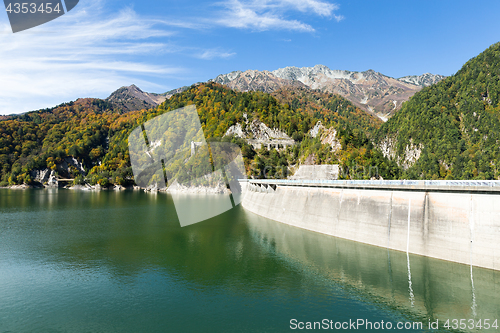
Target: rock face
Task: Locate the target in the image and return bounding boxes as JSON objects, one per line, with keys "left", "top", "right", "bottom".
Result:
{"left": 29, "top": 157, "right": 87, "bottom": 187}
{"left": 163, "top": 86, "right": 191, "bottom": 99}
{"left": 29, "top": 169, "right": 58, "bottom": 186}
{"left": 212, "top": 70, "right": 308, "bottom": 93}
{"left": 106, "top": 84, "right": 167, "bottom": 112}
{"left": 224, "top": 117, "right": 294, "bottom": 150}
{"left": 309, "top": 121, "right": 341, "bottom": 152}
{"left": 64, "top": 157, "right": 85, "bottom": 174}
{"left": 30, "top": 168, "right": 51, "bottom": 184}
{"left": 211, "top": 65, "right": 445, "bottom": 120}
{"left": 166, "top": 179, "right": 230, "bottom": 194}
{"left": 272, "top": 65, "right": 422, "bottom": 119}
{"left": 377, "top": 137, "right": 423, "bottom": 170}
{"left": 398, "top": 73, "right": 447, "bottom": 87}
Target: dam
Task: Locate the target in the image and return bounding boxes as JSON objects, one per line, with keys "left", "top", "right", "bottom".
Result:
{"left": 240, "top": 179, "right": 500, "bottom": 271}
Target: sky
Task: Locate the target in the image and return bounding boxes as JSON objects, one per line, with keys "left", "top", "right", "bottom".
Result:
{"left": 1, "top": 0, "right": 500, "bottom": 114}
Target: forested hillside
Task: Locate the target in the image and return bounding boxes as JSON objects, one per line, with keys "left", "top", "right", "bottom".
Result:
{"left": 5, "top": 40, "right": 500, "bottom": 187}
{"left": 377, "top": 42, "right": 500, "bottom": 179}
{"left": 157, "top": 83, "right": 396, "bottom": 180}
{"left": 271, "top": 86, "right": 382, "bottom": 137}
{"left": 0, "top": 82, "right": 399, "bottom": 187}
{"left": 0, "top": 98, "right": 136, "bottom": 186}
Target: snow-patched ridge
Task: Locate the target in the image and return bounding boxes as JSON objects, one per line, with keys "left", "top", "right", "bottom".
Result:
{"left": 398, "top": 73, "right": 447, "bottom": 87}
{"left": 211, "top": 64, "right": 445, "bottom": 120}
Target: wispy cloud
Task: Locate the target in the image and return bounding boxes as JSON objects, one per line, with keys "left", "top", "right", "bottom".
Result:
{"left": 0, "top": 0, "right": 343, "bottom": 115}
{"left": 215, "top": 0, "right": 314, "bottom": 32}
{"left": 0, "top": 1, "right": 183, "bottom": 114}
{"left": 0, "top": 0, "right": 232, "bottom": 115}
{"left": 281, "top": 0, "right": 338, "bottom": 17}
{"left": 197, "top": 49, "right": 236, "bottom": 60}
{"left": 213, "top": 0, "right": 343, "bottom": 31}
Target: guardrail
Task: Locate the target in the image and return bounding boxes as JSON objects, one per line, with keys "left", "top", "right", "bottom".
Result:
{"left": 239, "top": 179, "right": 500, "bottom": 193}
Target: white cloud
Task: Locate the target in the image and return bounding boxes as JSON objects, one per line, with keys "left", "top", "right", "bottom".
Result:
{"left": 0, "top": 0, "right": 227, "bottom": 115}
{"left": 280, "top": 0, "right": 338, "bottom": 17}
{"left": 0, "top": 2, "right": 180, "bottom": 114}
{"left": 215, "top": 0, "right": 314, "bottom": 31}
{"left": 197, "top": 49, "right": 236, "bottom": 60}
{"left": 0, "top": 0, "right": 343, "bottom": 115}
{"left": 213, "top": 0, "right": 342, "bottom": 31}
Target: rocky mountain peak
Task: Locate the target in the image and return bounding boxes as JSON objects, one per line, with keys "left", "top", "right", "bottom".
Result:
{"left": 128, "top": 84, "right": 141, "bottom": 91}
{"left": 213, "top": 64, "right": 445, "bottom": 120}
{"left": 398, "top": 73, "right": 447, "bottom": 87}
{"left": 211, "top": 69, "right": 307, "bottom": 93}
{"left": 106, "top": 84, "right": 167, "bottom": 112}
{"left": 213, "top": 71, "right": 243, "bottom": 84}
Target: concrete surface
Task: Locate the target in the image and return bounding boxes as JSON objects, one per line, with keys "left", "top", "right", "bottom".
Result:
{"left": 241, "top": 180, "right": 500, "bottom": 270}
{"left": 289, "top": 165, "right": 340, "bottom": 180}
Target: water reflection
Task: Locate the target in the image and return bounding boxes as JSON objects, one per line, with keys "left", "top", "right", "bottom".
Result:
{"left": 1, "top": 189, "right": 499, "bottom": 332}
{"left": 407, "top": 199, "right": 415, "bottom": 308}
{"left": 244, "top": 209, "right": 500, "bottom": 330}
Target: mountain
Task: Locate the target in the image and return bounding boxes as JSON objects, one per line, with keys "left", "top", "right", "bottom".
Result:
{"left": 137, "top": 82, "right": 397, "bottom": 180}
{"left": 377, "top": 42, "right": 500, "bottom": 179}
{"left": 163, "top": 85, "right": 191, "bottom": 99}
{"left": 270, "top": 86, "right": 382, "bottom": 137}
{"left": 105, "top": 67, "right": 445, "bottom": 119}
{"left": 272, "top": 65, "right": 421, "bottom": 120}
{"left": 3, "top": 43, "right": 497, "bottom": 185}
{"left": 212, "top": 70, "right": 308, "bottom": 93}
{"left": 212, "top": 65, "right": 445, "bottom": 120}
{"left": 398, "top": 73, "right": 447, "bottom": 87}
{"left": 106, "top": 84, "right": 167, "bottom": 112}
{"left": 0, "top": 82, "right": 399, "bottom": 187}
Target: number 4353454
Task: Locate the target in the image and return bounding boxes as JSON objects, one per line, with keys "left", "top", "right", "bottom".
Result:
{"left": 6, "top": 3, "right": 62, "bottom": 14}
{"left": 444, "top": 319, "right": 498, "bottom": 330}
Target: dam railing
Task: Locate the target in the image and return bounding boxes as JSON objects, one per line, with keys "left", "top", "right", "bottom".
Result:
{"left": 240, "top": 179, "right": 500, "bottom": 194}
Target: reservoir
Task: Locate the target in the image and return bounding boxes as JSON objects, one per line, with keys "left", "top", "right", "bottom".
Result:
{"left": 0, "top": 189, "right": 498, "bottom": 332}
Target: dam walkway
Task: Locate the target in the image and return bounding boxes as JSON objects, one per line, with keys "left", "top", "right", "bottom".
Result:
{"left": 242, "top": 179, "right": 500, "bottom": 194}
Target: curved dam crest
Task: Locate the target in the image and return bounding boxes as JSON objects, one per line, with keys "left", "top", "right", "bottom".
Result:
{"left": 240, "top": 180, "right": 500, "bottom": 271}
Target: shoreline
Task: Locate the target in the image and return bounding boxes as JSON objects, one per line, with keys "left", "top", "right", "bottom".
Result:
{"left": 0, "top": 183, "right": 232, "bottom": 194}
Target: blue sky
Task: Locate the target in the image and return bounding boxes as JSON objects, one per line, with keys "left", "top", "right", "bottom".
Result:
{"left": 1, "top": 0, "right": 500, "bottom": 114}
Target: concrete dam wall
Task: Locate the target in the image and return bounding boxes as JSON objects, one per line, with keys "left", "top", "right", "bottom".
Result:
{"left": 241, "top": 180, "right": 500, "bottom": 271}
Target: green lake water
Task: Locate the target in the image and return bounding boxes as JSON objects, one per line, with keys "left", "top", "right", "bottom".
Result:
{"left": 1, "top": 189, "right": 499, "bottom": 332}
